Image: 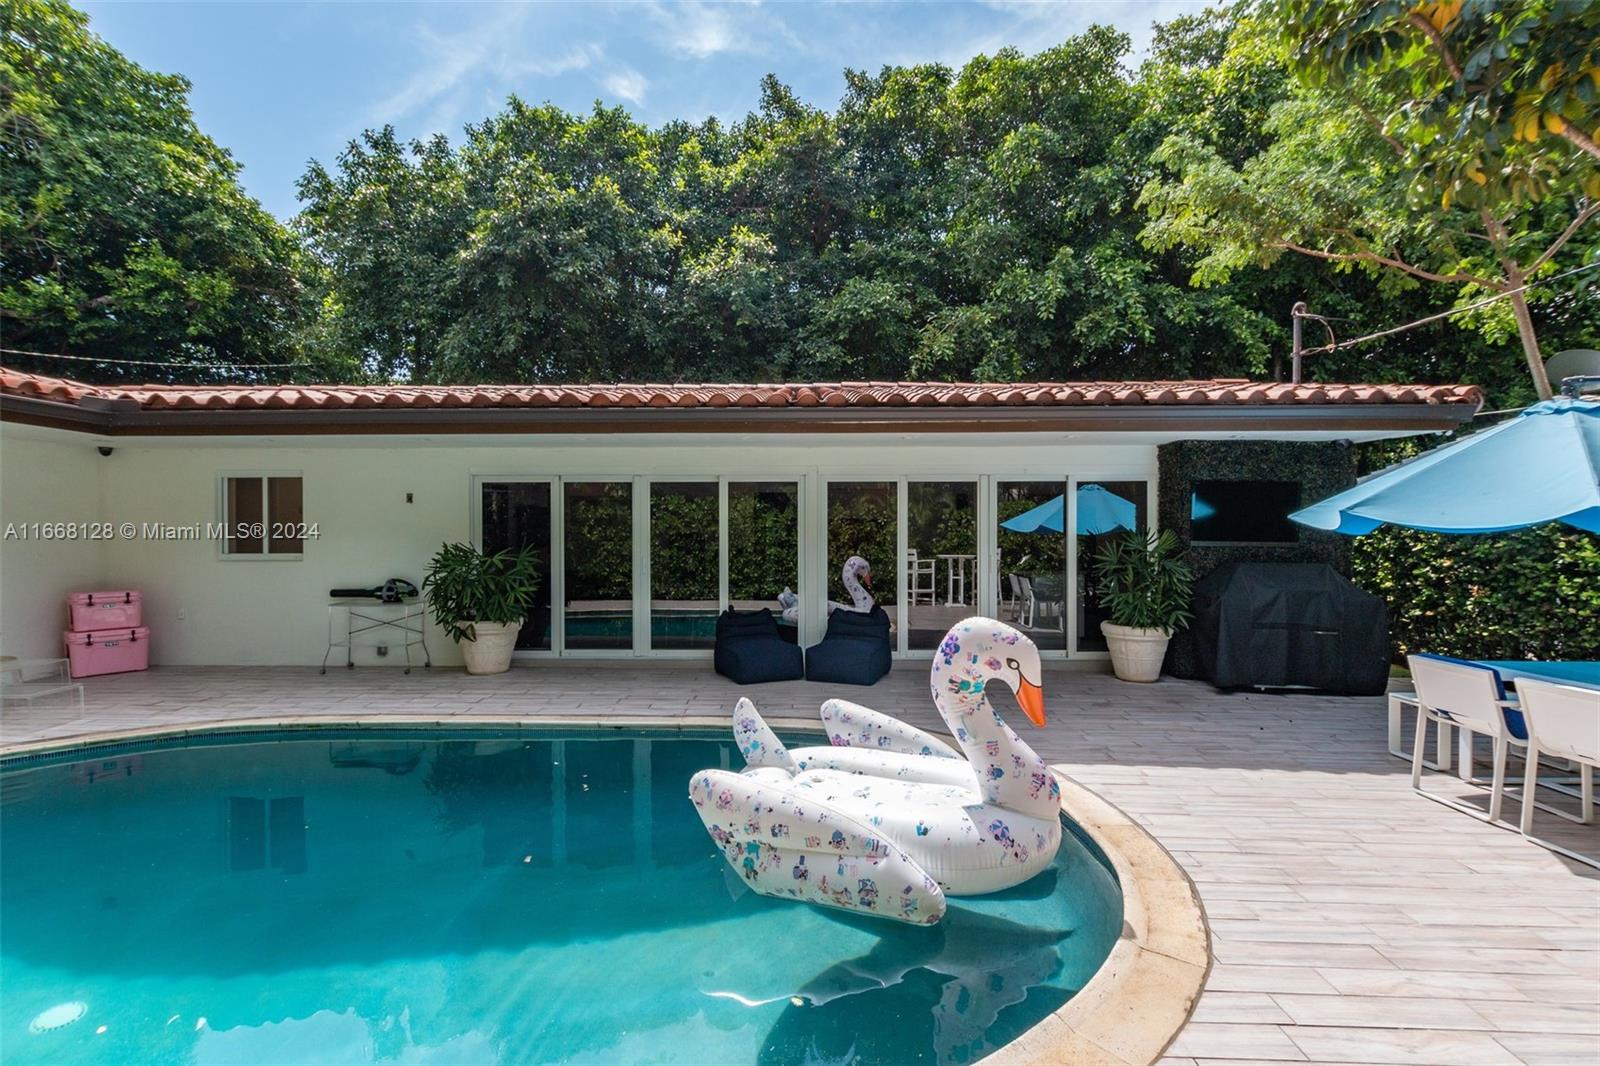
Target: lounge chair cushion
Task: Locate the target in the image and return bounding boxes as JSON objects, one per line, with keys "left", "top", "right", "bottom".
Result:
{"left": 805, "top": 606, "right": 892, "bottom": 686}
{"left": 714, "top": 608, "right": 804, "bottom": 685}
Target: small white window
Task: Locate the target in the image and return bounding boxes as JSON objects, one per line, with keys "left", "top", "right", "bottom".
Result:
{"left": 220, "top": 474, "right": 304, "bottom": 557}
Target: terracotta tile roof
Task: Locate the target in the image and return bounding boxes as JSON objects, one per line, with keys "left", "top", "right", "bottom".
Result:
{"left": 0, "top": 367, "right": 1483, "bottom": 412}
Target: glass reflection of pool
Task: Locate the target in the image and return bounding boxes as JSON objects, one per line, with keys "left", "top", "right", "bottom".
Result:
{"left": 0, "top": 729, "right": 1122, "bottom": 1065}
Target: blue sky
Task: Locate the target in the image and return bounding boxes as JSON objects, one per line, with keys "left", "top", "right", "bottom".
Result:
{"left": 81, "top": 1, "right": 1194, "bottom": 219}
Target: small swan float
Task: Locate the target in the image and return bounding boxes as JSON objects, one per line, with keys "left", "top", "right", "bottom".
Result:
{"left": 687, "top": 618, "right": 1061, "bottom": 925}
{"left": 778, "top": 555, "right": 874, "bottom": 623}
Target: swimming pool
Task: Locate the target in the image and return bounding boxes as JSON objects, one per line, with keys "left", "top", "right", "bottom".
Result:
{"left": 0, "top": 728, "right": 1122, "bottom": 1065}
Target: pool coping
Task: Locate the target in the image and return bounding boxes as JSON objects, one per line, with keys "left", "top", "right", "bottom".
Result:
{"left": 0, "top": 714, "right": 1211, "bottom": 1066}
{"left": 986, "top": 770, "right": 1211, "bottom": 1066}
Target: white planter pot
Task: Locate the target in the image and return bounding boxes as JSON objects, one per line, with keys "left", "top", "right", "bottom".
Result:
{"left": 458, "top": 620, "right": 523, "bottom": 675}
{"left": 1100, "top": 622, "right": 1171, "bottom": 683}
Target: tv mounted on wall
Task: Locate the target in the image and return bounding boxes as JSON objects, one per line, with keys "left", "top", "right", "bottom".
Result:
{"left": 1190, "top": 480, "right": 1301, "bottom": 544}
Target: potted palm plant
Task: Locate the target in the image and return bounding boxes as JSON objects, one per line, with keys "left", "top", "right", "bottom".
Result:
{"left": 1093, "top": 530, "right": 1194, "bottom": 683}
{"left": 423, "top": 542, "right": 540, "bottom": 675}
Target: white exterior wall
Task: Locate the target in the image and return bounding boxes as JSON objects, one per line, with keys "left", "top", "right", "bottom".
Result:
{"left": 0, "top": 429, "right": 107, "bottom": 657}
{"left": 0, "top": 425, "right": 1158, "bottom": 666}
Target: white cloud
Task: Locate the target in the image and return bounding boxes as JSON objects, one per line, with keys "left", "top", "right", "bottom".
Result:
{"left": 646, "top": 0, "right": 795, "bottom": 59}
{"left": 531, "top": 43, "right": 607, "bottom": 78}
{"left": 603, "top": 67, "right": 649, "bottom": 105}
{"left": 371, "top": 7, "right": 602, "bottom": 130}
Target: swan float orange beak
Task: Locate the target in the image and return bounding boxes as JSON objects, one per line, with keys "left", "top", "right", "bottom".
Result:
{"left": 1016, "top": 677, "right": 1046, "bottom": 728}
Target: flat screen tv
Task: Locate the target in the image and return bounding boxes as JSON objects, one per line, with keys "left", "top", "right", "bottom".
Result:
{"left": 1190, "top": 479, "right": 1301, "bottom": 543}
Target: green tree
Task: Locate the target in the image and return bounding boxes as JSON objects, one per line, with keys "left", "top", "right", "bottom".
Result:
{"left": 296, "top": 20, "right": 1342, "bottom": 387}
{"left": 1287, "top": 1, "right": 1600, "bottom": 174}
{"left": 0, "top": 0, "right": 313, "bottom": 383}
{"left": 296, "top": 127, "right": 467, "bottom": 382}
{"left": 1141, "top": 3, "right": 1600, "bottom": 400}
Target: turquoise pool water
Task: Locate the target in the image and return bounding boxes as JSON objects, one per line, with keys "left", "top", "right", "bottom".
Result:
{"left": 0, "top": 729, "right": 1121, "bottom": 1065}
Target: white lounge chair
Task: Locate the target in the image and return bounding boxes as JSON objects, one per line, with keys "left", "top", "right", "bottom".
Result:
{"left": 1408, "top": 654, "right": 1526, "bottom": 824}
{"left": 1516, "top": 678, "right": 1599, "bottom": 868}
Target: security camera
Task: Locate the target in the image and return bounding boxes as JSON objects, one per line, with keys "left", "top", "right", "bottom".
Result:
{"left": 97, "top": 446, "right": 114, "bottom": 457}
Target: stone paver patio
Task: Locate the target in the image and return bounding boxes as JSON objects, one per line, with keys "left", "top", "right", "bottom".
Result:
{"left": 3, "top": 661, "right": 1596, "bottom": 1066}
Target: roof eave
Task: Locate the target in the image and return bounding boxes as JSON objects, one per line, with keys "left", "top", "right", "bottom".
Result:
{"left": 0, "top": 394, "right": 1481, "bottom": 436}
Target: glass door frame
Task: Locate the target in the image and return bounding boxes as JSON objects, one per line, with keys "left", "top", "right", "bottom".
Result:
{"left": 470, "top": 468, "right": 1151, "bottom": 662}
{"left": 901, "top": 477, "right": 986, "bottom": 657}
{"left": 819, "top": 476, "right": 905, "bottom": 655}
{"left": 641, "top": 475, "right": 722, "bottom": 659}
{"left": 726, "top": 477, "right": 807, "bottom": 644}
{"left": 560, "top": 476, "right": 641, "bottom": 659}
{"left": 1068, "top": 473, "right": 1158, "bottom": 661}
{"left": 986, "top": 473, "right": 1077, "bottom": 660}
{"left": 475, "top": 473, "right": 809, "bottom": 660}
{"left": 470, "top": 474, "right": 562, "bottom": 658}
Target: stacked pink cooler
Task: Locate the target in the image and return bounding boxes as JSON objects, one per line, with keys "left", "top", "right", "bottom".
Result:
{"left": 64, "top": 590, "right": 149, "bottom": 678}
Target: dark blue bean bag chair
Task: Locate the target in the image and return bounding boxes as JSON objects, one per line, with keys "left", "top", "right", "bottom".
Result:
{"left": 805, "top": 606, "right": 892, "bottom": 686}
{"left": 714, "top": 607, "right": 805, "bottom": 685}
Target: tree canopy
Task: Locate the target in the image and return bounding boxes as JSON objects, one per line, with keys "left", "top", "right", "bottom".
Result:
{"left": 3, "top": 0, "right": 1595, "bottom": 403}
{"left": 0, "top": 0, "right": 316, "bottom": 382}
{"left": 1141, "top": 1, "right": 1599, "bottom": 399}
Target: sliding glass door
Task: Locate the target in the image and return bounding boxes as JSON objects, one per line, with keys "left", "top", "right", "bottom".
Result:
{"left": 906, "top": 481, "right": 978, "bottom": 650}
{"left": 995, "top": 480, "right": 1069, "bottom": 652}
{"left": 648, "top": 482, "right": 718, "bottom": 650}
{"left": 564, "top": 481, "right": 634, "bottom": 651}
{"left": 480, "top": 481, "right": 553, "bottom": 650}
{"left": 478, "top": 470, "right": 1142, "bottom": 659}
{"left": 728, "top": 482, "right": 800, "bottom": 636}
{"left": 1075, "top": 480, "right": 1149, "bottom": 653}
{"left": 826, "top": 481, "right": 897, "bottom": 640}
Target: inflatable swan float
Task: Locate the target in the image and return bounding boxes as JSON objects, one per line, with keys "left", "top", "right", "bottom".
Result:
{"left": 688, "top": 618, "right": 1061, "bottom": 925}
{"left": 777, "top": 555, "right": 873, "bottom": 623}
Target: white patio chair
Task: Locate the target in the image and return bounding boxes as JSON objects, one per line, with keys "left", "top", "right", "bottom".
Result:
{"left": 1516, "top": 678, "right": 1599, "bottom": 868}
{"left": 1408, "top": 654, "right": 1526, "bottom": 824}
{"left": 1016, "top": 576, "right": 1037, "bottom": 628}
{"left": 1004, "top": 573, "right": 1024, "bottom": 620}
{"left": 907, "top": 550, "right": 937, "bottom": 606}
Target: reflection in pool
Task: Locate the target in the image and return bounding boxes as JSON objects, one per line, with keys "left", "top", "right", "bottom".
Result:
{"left": 0, "top": 730, "right": 1121, "bottom": 1065}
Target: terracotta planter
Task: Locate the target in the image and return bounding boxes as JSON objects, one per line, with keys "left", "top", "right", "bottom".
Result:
{"left": 458, "top": 620, "right": 523, "bottom": 675}
{"left": 1100, "top": 622, "right": 1170, "bottom": 683}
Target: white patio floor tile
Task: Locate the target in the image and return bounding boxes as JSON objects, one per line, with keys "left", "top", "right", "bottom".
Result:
{"left": 1166, "top": 1022, "right": 1308, "bottom": 1061}
{"left": 1491, "top": 1032, "right": 1600, "bottom": 1066}
{"left": 1286, "top": 1027, "right": 1523, "bottom": 1065}
{"left": 1313, "top": 968, "right": 1532, "bottom": 1001}
{"left": 1205, "top": 965, "right": 1340, "bottom": 996}
{"left": 1191, "top": 992, "right": 1296, "bottom": 1025}
{"left": 1265, "top": 993, "right": 1494, "bottom": 1030}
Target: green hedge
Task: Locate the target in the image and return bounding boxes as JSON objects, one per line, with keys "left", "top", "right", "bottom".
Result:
{"left": 1352, "top": 524, "right": 1600, "bottom": 662}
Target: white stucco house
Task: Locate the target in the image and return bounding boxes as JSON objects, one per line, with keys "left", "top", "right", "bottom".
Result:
{"left": 0, "top": 368, "right": 1480, "bottom": 668}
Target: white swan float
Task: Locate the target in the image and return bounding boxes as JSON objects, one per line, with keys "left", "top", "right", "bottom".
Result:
{"left": 688, "top": 618, "right": 1061, "bottom": 925}
{"left": 777, "top": 555, "right": 873, "bottom": 624}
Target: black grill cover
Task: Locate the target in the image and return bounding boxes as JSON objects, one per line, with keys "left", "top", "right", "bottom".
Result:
{"left": 1191, "top": 562, "right": 1389, "bottom": 695}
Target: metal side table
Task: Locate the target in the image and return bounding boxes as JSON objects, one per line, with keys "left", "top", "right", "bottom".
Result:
{"left": 323, "top": 599, "right": 431, "bottom": 674}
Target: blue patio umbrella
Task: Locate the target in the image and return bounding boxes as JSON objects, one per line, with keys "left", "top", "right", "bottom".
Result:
{"left": 1001, "top": 484, "right": 1138, "bottom": 536}
{"left": 1291, "top": 397, "right": 1600, "bottom": 535}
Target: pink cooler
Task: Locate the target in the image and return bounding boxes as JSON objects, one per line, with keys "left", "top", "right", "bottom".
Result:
{"left": 64, "top": 627, "right": 151, "bottom": 678}
{"left": 68, "top": 590, "right": 143, "bottom": 630}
